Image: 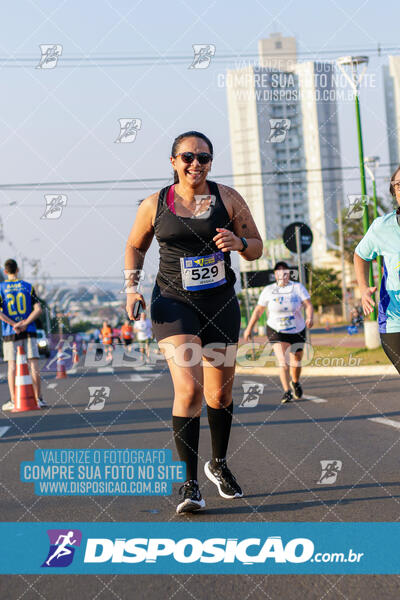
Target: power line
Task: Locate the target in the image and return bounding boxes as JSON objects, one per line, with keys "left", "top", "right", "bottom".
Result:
{"left": 1, "top": 44, "right": 399, "bottom": 67}
{"left": 0, "top": 177, "right": 392, "bottom": 209}
{"left": 0, "top": 163, "right": 393, "bottom": 191}
{"left": 0, "top": 176, "right": 389, "bottom": 193}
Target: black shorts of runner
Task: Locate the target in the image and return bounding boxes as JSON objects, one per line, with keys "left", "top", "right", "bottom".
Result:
{"left": 266, "top": 325, "right": 306, "bottom": 348}
{"left": 150, "top": 282, "right": 241, "bottom": 346}
{"left": 381, "top": 332, "right": 400, "bottom": 374}
{"left": 122, "top": 338, "right": 132, "bottom": 346}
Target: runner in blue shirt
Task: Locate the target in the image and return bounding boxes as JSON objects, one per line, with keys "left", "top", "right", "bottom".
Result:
{"left": 0, "top": 259, "right": 47, "bottom": 409}
{"left": 354, "top": 166, "right": 400, "bottom": 370}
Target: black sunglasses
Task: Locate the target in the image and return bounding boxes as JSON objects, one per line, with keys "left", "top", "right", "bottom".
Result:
{"left": 174, "top": 152, "right": 213, "bottom": 165}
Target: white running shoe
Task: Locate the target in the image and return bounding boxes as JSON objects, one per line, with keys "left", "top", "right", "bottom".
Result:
{"left": 2, "top": 401, "right": 14, "bottom": 411}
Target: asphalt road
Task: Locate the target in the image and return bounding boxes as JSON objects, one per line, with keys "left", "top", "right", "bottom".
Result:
{"left": 1, "top": 356, "right": 400, "bottom": 599}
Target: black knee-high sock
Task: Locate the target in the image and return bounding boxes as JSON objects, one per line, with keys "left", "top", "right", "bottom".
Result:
{"left": 172, "top": 415, "right": 200, "bottom": 482}
{"left": 207, "top": 401, "right": 233, "bottom": 463}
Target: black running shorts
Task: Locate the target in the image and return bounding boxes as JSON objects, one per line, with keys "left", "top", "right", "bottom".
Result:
{"left": 381, "top": 332, "right": 400, "bottom": 374}
{"left": 150, "top": 282, "right": 241, "bottom": 346}
{"left": 266, "top": 325, "right": 306, "bottom": 347}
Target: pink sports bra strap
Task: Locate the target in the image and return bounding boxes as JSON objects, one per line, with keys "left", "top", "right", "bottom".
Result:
{"left": 166, "top": 184, "right": 176, "bottom": 214}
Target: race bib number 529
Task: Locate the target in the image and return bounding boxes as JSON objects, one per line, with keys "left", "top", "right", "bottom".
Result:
{"left": 180, "top": 251, "right": 226, "bottom": 291}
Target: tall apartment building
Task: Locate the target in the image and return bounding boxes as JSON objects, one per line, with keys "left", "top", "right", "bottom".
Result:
{"left": 383, "top": 55, "right": 400, "bottom": 169}
{"left": 226, "top": 33, "right": 343, "bottom": 269}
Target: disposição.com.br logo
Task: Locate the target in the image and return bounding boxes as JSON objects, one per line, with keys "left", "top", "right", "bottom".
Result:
{"left": 39, "top": 529, "right": 364, "bottom": 568}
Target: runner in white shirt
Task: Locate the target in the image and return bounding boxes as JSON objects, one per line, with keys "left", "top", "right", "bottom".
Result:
{"left": 244, "top": 262, "right": 314, "bottom": 403}
{"left": 133, "top": 312, "right": 152, "bottom": 362}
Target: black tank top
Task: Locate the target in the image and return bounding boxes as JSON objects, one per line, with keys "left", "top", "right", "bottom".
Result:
{"left": 154, "top": 180, "right": 237, "bottom": 298}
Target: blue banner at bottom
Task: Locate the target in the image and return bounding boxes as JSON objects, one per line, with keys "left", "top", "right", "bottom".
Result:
{"left": 0, "top": 522, "right": 397, "bottom": 574}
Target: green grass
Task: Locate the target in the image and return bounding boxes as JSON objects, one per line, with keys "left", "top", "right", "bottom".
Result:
{"left": 310, "top": 345, "right": 389, "bottom": 366}
{"left": 238, "top": 344, "right": 390, "bottom": 367}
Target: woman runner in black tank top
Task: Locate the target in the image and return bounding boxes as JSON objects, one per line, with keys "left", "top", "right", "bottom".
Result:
{"left": 154, "top": 179, "right": 237, "bottom": 297}
{"left": 125, "top": 131, "right": 262, "bottom": 514}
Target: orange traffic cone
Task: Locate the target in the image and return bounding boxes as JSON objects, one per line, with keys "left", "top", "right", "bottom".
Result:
{"left": 56, "top": 347, "right": 67, "bottom": 379}
{"left": 72, "top": 342, "right": 79, "bottom": 365}
{"left": 13, "top": 346, "right": 40, "bottom": 412}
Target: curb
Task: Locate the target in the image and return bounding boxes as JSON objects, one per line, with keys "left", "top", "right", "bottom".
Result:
{"left": 235, "top": 365, "right": 398, "bottom": 377}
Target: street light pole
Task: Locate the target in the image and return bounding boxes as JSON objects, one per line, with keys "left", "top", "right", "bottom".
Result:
{"left": 355, "top": 94, "right": 367, "bottom": 203}
{"left": 365, "top": 156, "right": 382, "bottom": 287}
{"left": 336, "top": 195, "right": 348, "bottom": 321}
{"left": 354, "top": 96, "right": 377, "bottom": 318}
{"left": 337, "top": 55, "right": 380, "bottom": 349}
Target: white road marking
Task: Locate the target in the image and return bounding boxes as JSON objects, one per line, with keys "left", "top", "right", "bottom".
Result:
{"left": 47, "top": 383, "right": 58, "bottom": 389}
{"left": 134, "top": 365, "right": 153, "bottom": 371}
{"left": 97, "top": 367, "right": 114, "bottom": 374}
{"left": 305, "top": 395, "right": 328, "bottom": 404}
{"left": 120, "top": 374, "right": 151, "bottom": 382}
{"left": 0, "top": 427, "right": 10, "bottom": 438}
{"left": 369, "top": 417, "right": 400, "bottom": 430}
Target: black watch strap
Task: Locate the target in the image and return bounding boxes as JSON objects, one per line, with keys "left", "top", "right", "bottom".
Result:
{"left": 240, "top": 237, "right": 248, "bottom": 252}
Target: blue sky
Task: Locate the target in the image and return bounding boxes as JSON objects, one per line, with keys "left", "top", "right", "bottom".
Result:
{"left": 0, "top": 0, "right": 397, "bottom": 291}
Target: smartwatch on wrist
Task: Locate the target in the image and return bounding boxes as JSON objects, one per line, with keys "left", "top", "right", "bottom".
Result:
{"left": 239, "top": 237, "right": 248, "bottom": 252}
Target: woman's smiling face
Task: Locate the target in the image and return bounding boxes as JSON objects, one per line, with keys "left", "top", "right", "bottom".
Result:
{"left": 170, "top": 136, "right": 212, "bottom": 187}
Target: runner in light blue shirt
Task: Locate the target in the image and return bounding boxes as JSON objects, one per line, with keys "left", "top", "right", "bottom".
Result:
{"left": 355, "top": 210, "right": 400, "bottom": 333}
{"left": 354, "top": 166, "right": 400, "bottom": 373}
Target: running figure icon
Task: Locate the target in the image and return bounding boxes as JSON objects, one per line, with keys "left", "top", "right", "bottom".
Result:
{"left": 45, "top": 531, "right": 77, "bottom": 566}
{"left": 86, "top": 386, "right": 110, "bottom": 411}
{"left": 317, "top": 460, "right": 342, "bottom": 485}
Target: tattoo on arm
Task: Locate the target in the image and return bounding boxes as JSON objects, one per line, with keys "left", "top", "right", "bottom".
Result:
{"left": 219, "top": 184, "right": 261, "bottom": 241}
{"left": 132, "top": 246, "right": 144, "bottom": 270}
{"left": 233, "top": 205, "right": 261, "bottom": 240}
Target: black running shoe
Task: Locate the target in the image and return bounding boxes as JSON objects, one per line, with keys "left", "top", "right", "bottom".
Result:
{"left": 290, "top": 381, "right": 303, "bottom": 400}
{"left": 204, "top": 459, "right": 243, "bottom": 499}
{"left": 281, "top": 390, "right": 293, "bottom": 404}
{"left": 176, "top": 480, "right": 205, "bottom": 514}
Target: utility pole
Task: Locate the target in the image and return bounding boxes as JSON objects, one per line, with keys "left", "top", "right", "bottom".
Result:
{"left": 336, "top": 196, "right": 348, "bottom": 321}
{"left": 336, "top": 55, "right": 380, "bottom": 349}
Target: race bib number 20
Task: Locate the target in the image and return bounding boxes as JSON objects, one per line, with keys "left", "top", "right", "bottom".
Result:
{"left": 180, "top": 251, "right": 226, "bottom": 291}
